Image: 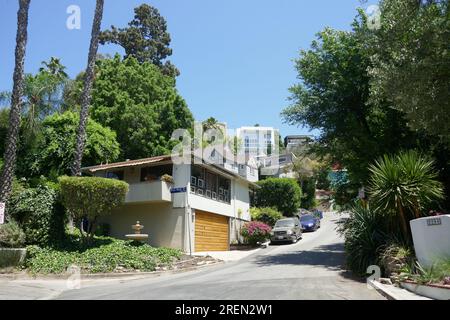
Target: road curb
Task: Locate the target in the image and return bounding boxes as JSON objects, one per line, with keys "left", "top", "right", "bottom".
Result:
{"left": 368, "top": 279, "right": 432, "bottom": 300}
{"left": 0, "top": 260, "right": 225, "bottom": 281}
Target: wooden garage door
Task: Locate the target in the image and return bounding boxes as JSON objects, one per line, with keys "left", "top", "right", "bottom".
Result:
{"left": 195, "top": 211, "right": 229, "bottom": 252}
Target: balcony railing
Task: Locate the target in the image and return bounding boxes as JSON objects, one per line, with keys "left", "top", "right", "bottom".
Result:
{"left": 125, "top": 181, "right": 173, "bottom": 204}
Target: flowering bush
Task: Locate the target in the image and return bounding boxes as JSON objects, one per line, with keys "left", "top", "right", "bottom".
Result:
{"left": 241, "top": 221, "right": 272, "bottom": 246}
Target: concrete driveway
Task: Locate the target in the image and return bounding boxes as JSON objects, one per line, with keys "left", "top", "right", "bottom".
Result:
{"left": 51, "top": 212, "right": 384, "bottom": 300}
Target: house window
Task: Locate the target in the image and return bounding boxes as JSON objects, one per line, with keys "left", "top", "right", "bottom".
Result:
{"left": 190, "top": 165, "right": 231, "bottom": 204}
{"left": 140, "top": 165, "right": 172, "bottom": 182}
{"left": 106, "top": 171, "right": 124, "bottom": 180}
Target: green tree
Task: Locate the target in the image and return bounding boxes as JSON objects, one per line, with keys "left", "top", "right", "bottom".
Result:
{"left": 282, "top": 14, "right": 419, "bottom": 185}
{"left": 0, "top": 0, "right": 31, "bottom": 204}
{"left": 71, "top": 55, "right": 193, "bottom": 160}
{"left": 1, "top": 58, "right": 69, "bottom": 140}
{"left": 22, "top": 111, "right": 120, "bottom": 178}
{"left": 59, "top": 176, "right": 128, "bottom": 242}
{"left": 22, "top": 57, "right": 68, "bottom": 135}
{"left": 370, "top": 0, "right": 450, "bottom": 140}
{"left": 254, "top": 178, "right": 302, "bottom": 216}
{"left": 99, "top": 3, "right": 179, "bottom": 77}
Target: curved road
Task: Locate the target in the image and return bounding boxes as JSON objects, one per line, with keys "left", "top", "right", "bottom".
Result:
{"left": 57, "top": 213, "right": 384, "bottom": 300}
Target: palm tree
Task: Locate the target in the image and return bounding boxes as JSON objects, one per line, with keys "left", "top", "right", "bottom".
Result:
{"left": 0, "top": 0, "right": 31, "bottom": 204}
{"left": 71, "top": 0, "right": 105, "bottom": 176}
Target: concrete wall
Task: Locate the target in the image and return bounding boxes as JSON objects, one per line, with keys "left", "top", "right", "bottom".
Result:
{"left": 230, "top": 218, "right": 247, "bottom": 244}
{"left": 233, "top": 180, "right": 251, "bottom": 221}
{"left": 125, "top": 181, "right": 172, "bottom": 203}
{"left": 410, "top": 215, "right": 450, "bottom": 267}
{"left": 101, "top": 203, "right": 186, "bottom": 250}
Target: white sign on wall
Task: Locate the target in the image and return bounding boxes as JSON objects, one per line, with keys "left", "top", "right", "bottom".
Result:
{"left": 0, "top": 202, "right": 5, "bottom": 224}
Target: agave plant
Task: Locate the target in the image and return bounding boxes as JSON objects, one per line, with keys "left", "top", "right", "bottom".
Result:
{"left": 368, "top": 150, "right": 444, "bottom": 240}
{"left": 338, "top": 201, "right": 389, "bottom": 276}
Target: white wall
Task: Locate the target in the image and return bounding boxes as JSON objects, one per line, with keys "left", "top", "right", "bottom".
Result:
{"left": 125, "top": 181, "right": 172, "bottom": 203}
{"left": 100, "top": 203, "right": 186, "bottom": 250}
{"left": 410, "top": 215, "right": 450, "bottom": 267}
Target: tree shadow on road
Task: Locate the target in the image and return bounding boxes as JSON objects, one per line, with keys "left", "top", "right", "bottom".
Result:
{"left": 254, "top": 242, "right": 364, "bottom": 282}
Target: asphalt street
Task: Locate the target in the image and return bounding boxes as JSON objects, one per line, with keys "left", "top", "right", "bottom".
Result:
{"left": 54, "top": 212, "right": 384, "bottom": 300}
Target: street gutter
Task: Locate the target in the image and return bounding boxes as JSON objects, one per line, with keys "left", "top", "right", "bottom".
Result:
{"left": 368, "top": 279, "right": 431, "bottom": 300}
{"left": 0, "top": 259, "right": 225, "bottom": 281}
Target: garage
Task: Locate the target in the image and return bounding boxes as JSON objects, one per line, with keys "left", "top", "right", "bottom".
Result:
{"left": 195, "top": 211, "right": 230, "bottom": 252}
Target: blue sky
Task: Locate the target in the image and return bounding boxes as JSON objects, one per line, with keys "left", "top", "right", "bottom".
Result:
{"left": 0, "top": 0, "right": 376, "bottom": 137}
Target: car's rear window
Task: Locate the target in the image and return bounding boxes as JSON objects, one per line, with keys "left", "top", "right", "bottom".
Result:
{"left": 275, "top": 220, "right": 295, "bottom": 227}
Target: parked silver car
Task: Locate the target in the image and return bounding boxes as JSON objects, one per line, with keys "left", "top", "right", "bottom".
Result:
{"left": 270, "top": 218, "right": 302, "bottom": 244}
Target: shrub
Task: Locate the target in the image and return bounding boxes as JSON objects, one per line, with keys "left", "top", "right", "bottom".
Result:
{"left": 338, "top": 202, "right": 390, "bottom": 276}
{"left": 241, "top": 221, "right": 272, "bottom": 246}
{"left": 254, "top": 178, "right": 302, "bottom": 216}
{"left": 401, "top": 259, "right": 450, "bottom": 286}
{"left": 25, "top": 237, "right": 182, "bottom": 274}
{"left": 369, "top": 150, "right": 444, "bottom": 240}
{"left": 380, "top": 242, "right": 415, "bottom": 278}
{"left": 250, "top": 207, "right": 282, "bottom": 227}
{"left": 0, "top": 220, "right": 26, "bottom": 248}
{"left": 160, "top": 174, "right": 174, "bottom": 184}
{"left": 59, "top": 176, "right": 128, "bottom": 241}
{"left": 7, "top": 184, "right": 66, "bottom": 246}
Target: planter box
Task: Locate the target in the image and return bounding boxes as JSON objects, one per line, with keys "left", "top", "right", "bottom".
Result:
{"left": 401, "top": 281, "right": 450, "bottom": 300}
{"left": 0, "top": 248, "right": 27, "bottom": 269}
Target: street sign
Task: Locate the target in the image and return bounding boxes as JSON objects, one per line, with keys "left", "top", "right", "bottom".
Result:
{"left": 0, "top": 202, "right": 5, "bottom": 225}
{"left": 170, "top": 187, "right": 187, "bottom": 194}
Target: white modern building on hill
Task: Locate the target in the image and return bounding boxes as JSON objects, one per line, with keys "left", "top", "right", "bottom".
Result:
{"left": 236, "top": 126, "right": 278, "bottom": 160}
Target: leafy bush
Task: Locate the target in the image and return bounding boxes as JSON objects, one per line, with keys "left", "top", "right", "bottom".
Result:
{"left": 369, "top": 150, "right": 444, "bottom": 240}
{"left": 59, "top": 176, "right": 129, "bottom": 241}
{"left": 338, "top": 202, "right": 390, "bottom": 276}
{"left": 0, "top": 220, "right": 26, "bottom": 248}
{"left": 254, "top": 178, "right": 302, "bottom": 216}
{"left": 379, "top": 242, "right": 415, "bottom": 278}
{"left": 7, "top": 184, "right": 66, "bottom": 246}
{"left": 241, "top": 221, "right": 272, "bottom": 246}
{"left": 401, "top": 259, "right": 450, "bottom": 286}
{"left": 160, "top": 174, "right": 174, "bottom": 184}
{"left": 250, "top": 207, "right": 283, "bottom": 227}
{"left": 25, "top": 236, "right": 182, "bottom": 274}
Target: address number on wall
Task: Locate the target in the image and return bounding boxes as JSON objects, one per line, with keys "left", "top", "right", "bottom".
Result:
{"left": 427, "top": 218, "right": 442, "bottom": 226}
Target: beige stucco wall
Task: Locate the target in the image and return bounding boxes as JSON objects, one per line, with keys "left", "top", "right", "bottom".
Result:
{"left": 100, "top": 203, "right": 186, "bottom": 250}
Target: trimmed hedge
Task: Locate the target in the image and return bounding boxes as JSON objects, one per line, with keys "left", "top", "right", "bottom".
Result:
{"left": 254, "top": 178, "right": 302, "bottom": 216}
{"left": 59, "top": 176, "right": 129, "bottom": 238}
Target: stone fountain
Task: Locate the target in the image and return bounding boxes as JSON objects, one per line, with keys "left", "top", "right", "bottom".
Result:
{"left": 125, "top": 221, "right": 149, "bottom": 243}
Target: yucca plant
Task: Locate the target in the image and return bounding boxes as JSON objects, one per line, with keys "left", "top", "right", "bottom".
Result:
{"left": 338, "top": 202, "right": 389, "bottom": 276}
{"left": 368, "top": 150, "right": 444, "bottom": 240}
